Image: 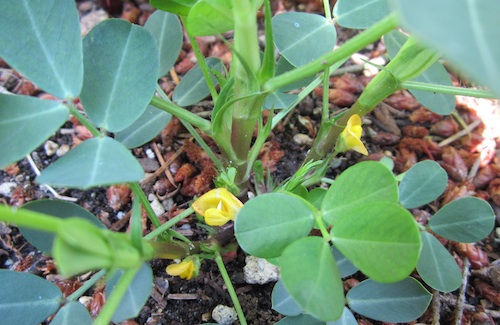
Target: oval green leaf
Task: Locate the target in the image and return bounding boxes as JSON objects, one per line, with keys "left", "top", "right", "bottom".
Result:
{"left": 0, "top": 0, "right": 82, "bottom": 98}
{"left": 347, "top": 277, "right": 432, "bottom": 323}
{"left": 333, "top": 0, "right": 390, "bottom": 29}
{"left": 144, "top": 10, "right": 183, "bottom": 78}
{"left": 37, "top": 136, "right": 144, "bottom": 189}
{"left": 150, "top": 0, "right": 199, "bottom": 16}
{"left": 173, "top": 57, "right": 222, "bottom": 106}
{"left": 331, "top": 245, "right": 358, "bottom": 278}
{"left": 417, "top": 232, "right": 461, "bottom": 292}
{"left": 275, "top": 56, "right": 316, "bottom": 92}
{"left": 394, "top": 0, "right": 500, "bottom": 98}
{"left": 262, "top": 92, "right": 298, "bottom": 110}
{"left": 273, "top": 12, "right": 337, "bottom": 67}
{"left": 280, "top": 237, "right": 344, "bottom": 322}
{"left": 80, "top": 19, "right": 159, "bottom": 132}
{"left": 20, "top": 199, "right": 105, "bottom": 254}
{"left": 51, "top": 301, "right": 93, "bottom": 325}
{"left": 115, "top": 104, "right": 171, "bottom": 149}
{"left": 0, "top": 93, "right": 69, "bottom": 169}
{"left": 272, "top": 279, "right": 303, "bottom": 317}
{"left": 107, "top": 263, "right": 153, "bottom": 323}
{"left": 235, "top": 193, "right": 315, "bottom": 258}
{"left": 322, "top": 161, "right": 398, "bottom": 224}
{"left": 399, "top": 160, "right": 448, "bottom": 209}
{"left": 384, "top": 31, "right": 455, "bottom": 115}
{"left": 0, "top": 270, "right": 62, "bottom": 324}
{"left": 331, "top": 202, "right": 421, "bottom": 282}
{"left": 186, "top": 0, "right": 233, "bottom": 36}
{"left": 428, "top": 197, "right": 495, "bottom": 243}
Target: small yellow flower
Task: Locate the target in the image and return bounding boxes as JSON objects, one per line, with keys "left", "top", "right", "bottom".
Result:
{"left": 166, "top": 259, "right": 196, "bottom": 280}
{"left": 192, "top": 188, "right": 244, "bottom": 226}
{"left": 336, "top": 114, "right": 368, "bottom": 155}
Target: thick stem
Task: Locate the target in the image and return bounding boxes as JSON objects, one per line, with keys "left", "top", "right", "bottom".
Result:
{"left": 0, "top": 205, "right": 62, "bottom": 233}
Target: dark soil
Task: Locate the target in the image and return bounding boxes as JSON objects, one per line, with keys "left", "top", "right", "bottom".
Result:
{"left": 1, "top": 1, "right": 500, "bottom": 325}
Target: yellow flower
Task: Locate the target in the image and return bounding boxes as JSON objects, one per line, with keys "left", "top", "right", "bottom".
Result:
{"left": 192, "top": 188, "right": 244, "bottom": 226}
{"left": 166, "top": 259, "right": 196, "bottom": 280}
{"left": 336, "top": 114, "right": 368, "bottom": 155}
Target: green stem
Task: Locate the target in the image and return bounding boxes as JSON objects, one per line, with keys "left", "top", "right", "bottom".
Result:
{"left": 155, "top": 84, "right": 223, "bottom": 171}
{"left": 68, "top": 104, "right": 101, "bottom": 137}
{"left": 144, "top": 207, "right": 194, "bottom": 240}
{"left": 321, "top": 69, "right": 330, "bottom": 123}
{"left": 323, "top": 0, "right": 332, "bottom": 21}
{"left": 129, "top": 182, "right": 161, "bottom": 228}
{"left": 316, "top": 214, "right": 332, "bottom": 242}
{"left": 94, "top": 267, "right": 140, "bottom": 325}
{"left": 183, "top": 19, "right": 219, "bottom": 102}
{"left": 262, "top": 13, "right": 398, "bottom": 93}
{"left": 0, "top": 205, "right": 62, "bottom": 233}
{"left": 401, "top": 81, "right": 497, "bottom": 98}
{"left": 66, "top": 269, "right": 106, "bottom": 302}
{"left": 149, "top": 96, "right": 212, "bottom": 134}
{"left": 215, "top": 252, "right": 247, "bottom": 325}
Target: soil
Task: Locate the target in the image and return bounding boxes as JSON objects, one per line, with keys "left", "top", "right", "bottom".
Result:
{"left": 1, "top": 1, "right": 500, "bottom": 325}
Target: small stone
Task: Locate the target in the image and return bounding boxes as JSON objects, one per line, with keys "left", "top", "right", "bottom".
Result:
{"left": 293, "top": 133, "right": 313, "bottom": 146}
{"left": 243, "top": 256, "right": 280, "bottom": 285}
{"left": 148, "top": 194, "right": 165, "bottom": 216}
{"left": 44, "top": 140, "right": 59, "bottom": 156}
{"left": 56, "top": 144, "right": 70, "bottom": 157}
{"left": 0, "top": 182, "right": 17, "bottom": 197}
{"left": 212, "top": 304, "right": 238, "bottom": 325}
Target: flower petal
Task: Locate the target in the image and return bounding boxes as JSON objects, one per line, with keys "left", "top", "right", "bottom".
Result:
{"left": 204, "top": 208, "right": 232, "bottom": 226}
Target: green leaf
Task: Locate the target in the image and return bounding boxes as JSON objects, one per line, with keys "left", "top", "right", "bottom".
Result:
{"left": 51, "top": 301, "right": 93, "bottom": 325}
{"left": 37, "top": 136, "right": 144, "bottom": 189}
{"left": 150, "top": 0, "right": 199, "bottom": 16}
{"left": 80, "top": 19, "right": 159, "bottom": 132}
{"left": 172, "top": 57, "right": 222, "bottom": 106}
{"left": 273, "top": 12, "right": 337, "bottom": 67}
{"left": 276, "top": 314, "right": 325, "bottom": 325}
{"left": 115, "top": 105, "right": 171, "bottom": 149}
{"left": 272, "top": 279, "right": 303, "bottom": 317}
{"left": 393, "top": 0, "right": 500, "bottom": 98}
{"left": 107, "top": 263, "right": 153, "bottom": 323}
{"left": 331, "top": 245, "right": 358, "bottom": 278}
{"left": 0, "top": 0, "right": 82, "bottom": 98}
{"left": 263, "top": 92, "right": 298, "bottom": 110}
{"left": 417, "top": 232, "right": 462, "bottom": 292}
{"left": 144, "top": 10, "right": 183, "bottom": 78}
{"left": 235, "top": 193, "right": 315, "bottom": 258}
{"left": 20, "top": 199, "right": 105, "bottom": 254}
{"left": 280, "top": 237, "right": 344, "bottom": 322}
{"left": 399, "top": 160, "right": 448, "bottom": 209}
{"left": 334, "top": 0, "right": 390, "bottom": 29}
{"left": 331, "top": 202, "right": 421, "bottom": 282}
{"left": 428, "top": 197, "right": 495, "bottom": 243}
{"left": 347, "top": 277, "right": 432, "bottom": 323}
{"left": 52, "top": 218, "right": 113, "bottom": 277}
{"left": 0, "top": 270, "right": 62, "bottom": 324}
{"left": 0, "top": 93, "right": 69, "bottom": 169}
{"left": 322, "top": 161, "right": 398, "bottom": 224}
{"left": 384, "top": 31, "right": 454, "bottom": 115}
{"left": 186, "top": 0, "right": 233, "bottom": 36}
{"left": 275, "top": 56, "right": 316, "bottom": 92}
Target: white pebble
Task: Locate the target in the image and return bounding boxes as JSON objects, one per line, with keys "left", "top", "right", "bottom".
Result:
{"left": 243, "top": 256, "right": 280, "bottom": 285}
{"left": 293, "top": 133, "right": 313, "bottom": 146}
{"left": 148, "top": 194, "right": 165, "bottom": 216}
{"left": 212, "top": 305, "right": 238, "bottom": 325}
{"left": 0, "top": 182, "right": 17, "bottom": 197}
{"left": 56, "top": 144, "right": 70, "bottom": 156}
{"left": 146, "top": 148, "right": 155, "bottom": 159}
{"left": 44, "top": 140, "right": 59, "bottom": 156}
